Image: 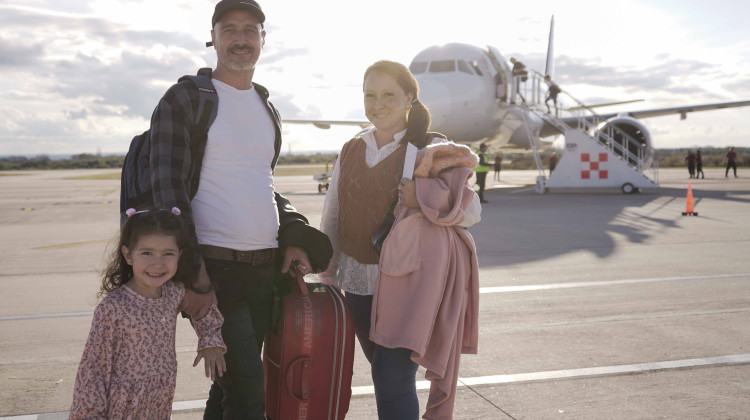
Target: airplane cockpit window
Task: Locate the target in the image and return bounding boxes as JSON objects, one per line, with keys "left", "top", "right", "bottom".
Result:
{"left": 457, "top": 60, "right": 474, "bottom": 75}
{"left": 470, "top": 60, "right": 483, "bottom": 76}
{"left": 429, "top": 60, "right": 456, "bottom": 73}
{"left": 409, "top": 61, "right": 427, "bottom": 74}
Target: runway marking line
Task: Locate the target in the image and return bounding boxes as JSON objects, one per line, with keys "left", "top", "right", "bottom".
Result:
{"left": 2, "top": 273, "right": 748, "bottom": 322}
{"left": 0, "top": 311, "right": 94, "bottom": 321}
{"left": 3, "top": 354, "right": 748, "bottom": 419}
{"left": 479, "top": 272, "right": 749, "bottom": 294}
{"left": 32, "top": 239, "right": 109, "bottom": 250}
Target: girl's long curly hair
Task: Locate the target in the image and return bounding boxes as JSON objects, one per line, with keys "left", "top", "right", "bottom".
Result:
{"left": 100, "top": 208, "right": 193, "bottom": 298}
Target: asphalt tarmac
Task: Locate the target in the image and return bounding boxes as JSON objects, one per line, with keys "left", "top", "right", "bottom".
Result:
{"left": 0, "top": 168, "right": 748, "bottom": 419}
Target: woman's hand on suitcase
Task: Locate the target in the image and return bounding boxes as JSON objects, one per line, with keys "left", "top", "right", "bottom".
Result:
{"left": 194, "top": 347, "right": 227, "bottom": 381}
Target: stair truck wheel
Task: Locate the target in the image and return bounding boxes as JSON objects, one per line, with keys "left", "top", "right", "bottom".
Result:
{"left": 621, "top": 183, "right": 635, "bottom": 194}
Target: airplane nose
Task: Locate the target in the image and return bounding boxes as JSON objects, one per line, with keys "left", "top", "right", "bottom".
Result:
{"left": 416, "top": 78, "right": 451, "bottom": 129}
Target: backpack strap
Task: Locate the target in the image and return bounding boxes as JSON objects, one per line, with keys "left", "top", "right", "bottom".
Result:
{"left": 177, "top": 68, "right": 219, "bottom": 200}
{"left": 179, "top": 67, "right": 219, "bottom": 139}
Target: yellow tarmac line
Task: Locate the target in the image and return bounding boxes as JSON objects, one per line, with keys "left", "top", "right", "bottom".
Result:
{"left": 96, "top": 187, "right": 118, "bottom": 197}
{"left": 32, "top": 239, "right": 109, "bottom": 250}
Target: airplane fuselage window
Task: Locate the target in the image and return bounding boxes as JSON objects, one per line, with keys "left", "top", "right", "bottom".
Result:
{"left": 409, "top": 61, "right": 427, "bottom": 74}
{"left": 429, "top": 60, "right": 456, "bottom": 73}
{"left": 457, "top": 60, "right": 474, "bottom": 75}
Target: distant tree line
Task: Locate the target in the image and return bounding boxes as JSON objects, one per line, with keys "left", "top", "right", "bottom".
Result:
{"left": 0, "top": 154, "right": 124, "bottom": 170}
{"left": 649, "top": 148, "right": 748, "bottom": 169}
{"left": 276, "top": 153, "right": 338, "bottom": 165}
{"left": 0, "top": 152, "right": 339, "bottom": 170}
{"left": 1, "top": 148, "right": 746, "bottom": 171}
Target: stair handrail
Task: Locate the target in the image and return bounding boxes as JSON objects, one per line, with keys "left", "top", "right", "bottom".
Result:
{"left": 519, "top": 69, "right": 658, "bottom": 183}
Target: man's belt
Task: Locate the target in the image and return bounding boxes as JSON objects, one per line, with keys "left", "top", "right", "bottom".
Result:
{"left": 200, "top": 244, "right": 277, "bottom": 266}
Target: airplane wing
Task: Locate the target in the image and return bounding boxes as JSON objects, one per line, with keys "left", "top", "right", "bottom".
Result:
{"left": 567, "top": 99, "right": 644, "bottom": 111}
{"left": 539, "top": 99, "right": 750, "bottom": 138}
{"left": 575, "top": 100, "right": 750, "bottom": 121}
{"left": 283, "top": 118, "right": 370, "bottom": 129}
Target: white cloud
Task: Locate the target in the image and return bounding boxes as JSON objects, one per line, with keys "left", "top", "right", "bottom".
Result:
{"left": 0, "top": 0, "right": 749, "bottom": 155}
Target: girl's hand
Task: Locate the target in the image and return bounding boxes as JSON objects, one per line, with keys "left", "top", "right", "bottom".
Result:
{"left": 398, "top": 178, "right": 419, "bottom": 208}
{"left": 194, "top": 347, "right": 227, "bottom": 381}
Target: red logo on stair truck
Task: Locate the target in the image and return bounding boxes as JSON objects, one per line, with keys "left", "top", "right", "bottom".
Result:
{"left": 580, "top": 153, "right": 608, "bottom": 180}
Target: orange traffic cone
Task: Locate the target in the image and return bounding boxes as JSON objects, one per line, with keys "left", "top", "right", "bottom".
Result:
{"left": 682, "top": 182, "right": 698, "bottom": 216}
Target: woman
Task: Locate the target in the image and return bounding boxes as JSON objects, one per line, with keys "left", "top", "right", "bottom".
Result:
{"left": 319, "top": 60, "right": 481, "bottom": 419}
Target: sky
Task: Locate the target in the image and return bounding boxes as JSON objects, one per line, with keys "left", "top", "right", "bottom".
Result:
{"left": 1, "top": 0, "right": 749, "bottom": 156}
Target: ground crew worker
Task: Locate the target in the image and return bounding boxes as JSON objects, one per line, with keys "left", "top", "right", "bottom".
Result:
{"left": 475, "top": 144, "right": 490, "bottom": 203}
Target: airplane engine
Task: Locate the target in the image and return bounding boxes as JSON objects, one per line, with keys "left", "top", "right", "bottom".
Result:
{"left": 595, "top": 116, "right": 656, "bottom": 169}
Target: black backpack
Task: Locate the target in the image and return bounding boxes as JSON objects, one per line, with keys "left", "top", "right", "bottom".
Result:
{"left": 120, "top": 68, "right": 218, "bottom": 223}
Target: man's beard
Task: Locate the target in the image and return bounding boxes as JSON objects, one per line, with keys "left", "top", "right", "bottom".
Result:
{"left": 219, "top": 45, "right": 257, "bottom": 71}
{"left": 222, "top": 58, "right": 255, "bottom": 72}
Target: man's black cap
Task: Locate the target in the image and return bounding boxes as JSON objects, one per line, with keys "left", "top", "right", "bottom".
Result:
{"left": 212, "top": 0, "right": 265, "bottom": 28}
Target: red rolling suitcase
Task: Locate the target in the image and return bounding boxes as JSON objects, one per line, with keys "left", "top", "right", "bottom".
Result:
{"left": 264, "top": 268, "right": 355, "bottom": 420}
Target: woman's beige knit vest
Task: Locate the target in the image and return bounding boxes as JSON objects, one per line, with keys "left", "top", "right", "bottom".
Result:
{"left": 337, "top": 138, "right": 406, "bottom": 264}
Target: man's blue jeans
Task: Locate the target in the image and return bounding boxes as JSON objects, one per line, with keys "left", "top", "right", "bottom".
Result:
{"left": 203, "top": 258, "right": 277, "bottom": 420}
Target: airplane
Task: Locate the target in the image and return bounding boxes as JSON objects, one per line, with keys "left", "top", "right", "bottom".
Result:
{"left": 285, "top": 17, "right": 750, "bottom": 192}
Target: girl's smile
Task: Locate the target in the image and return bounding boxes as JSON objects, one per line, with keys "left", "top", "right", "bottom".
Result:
{"left": 122, "top": 233, "right": 181, "bottom": 298}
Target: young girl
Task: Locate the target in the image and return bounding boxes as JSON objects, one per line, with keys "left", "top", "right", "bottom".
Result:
{"left": 70, "top": 208, "right": 226, "bottom": 419}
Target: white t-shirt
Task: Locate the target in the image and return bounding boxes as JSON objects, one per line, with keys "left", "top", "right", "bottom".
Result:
{"left": 191, "top": 79, "right": 279, "bottom": 250}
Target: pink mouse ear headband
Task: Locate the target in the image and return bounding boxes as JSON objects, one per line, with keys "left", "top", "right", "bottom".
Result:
{"left": 125, "top": 207, "right": 181, "bottom": 217}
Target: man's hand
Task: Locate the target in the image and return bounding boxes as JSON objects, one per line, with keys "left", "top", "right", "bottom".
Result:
{"left": 399, "top": 178, "right": 419, "bottom": 209}
{"left": 193, "top": 259, "right": 217, "bottom": 305}
{"left": 281, "top": 245, "right": 312, "bottom": 275}
{"left": 194, "top": 347, "right": 226, "bottom": 381}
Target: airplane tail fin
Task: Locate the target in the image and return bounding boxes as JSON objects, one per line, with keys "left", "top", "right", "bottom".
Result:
{"left": 544, "top": 15, "right": 555, "bottom": 78}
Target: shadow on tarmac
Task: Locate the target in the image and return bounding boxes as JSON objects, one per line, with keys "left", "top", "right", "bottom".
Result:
{"left": 470, "top": 186, "right": 748, "bottom": 268}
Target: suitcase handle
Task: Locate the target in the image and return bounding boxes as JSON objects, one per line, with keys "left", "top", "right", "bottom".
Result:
{"left": 285, "top": 356, "right": 311, "bottom": 401}
{"left": 290, "top": 266, "right": 309, "bottom": 296}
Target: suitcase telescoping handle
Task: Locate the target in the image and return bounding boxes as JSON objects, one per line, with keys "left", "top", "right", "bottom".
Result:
{"left": 290, "top": 266, "right": 309, "bottom": 296}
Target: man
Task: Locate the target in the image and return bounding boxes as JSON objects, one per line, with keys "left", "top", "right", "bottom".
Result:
{"left": 725, "top": 147, "right": 738, "bottom": 178}
{"left": 544, "top": 74, "right": 561, "bottom": 115}
{"left": 509, "top": 57, "right": 527, "bottom": 104}
{"left": 493, "top": 152, "right": 502, "bottom": 181}
{"left": 685, "top": 150, "right": 696, "bottom": 178}
{"left": 696, "top": 149, "right": 705, "bottom": 179}
{"left": 149, "top": 1, "right": 331, "bottom": 418}
{"left": 475, "top": 144, "right": 490, "bottom": 203}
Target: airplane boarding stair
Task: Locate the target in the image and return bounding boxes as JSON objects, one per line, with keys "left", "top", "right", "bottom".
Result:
{"left": 517, "top": 72, "right": 659, "bottom": 194}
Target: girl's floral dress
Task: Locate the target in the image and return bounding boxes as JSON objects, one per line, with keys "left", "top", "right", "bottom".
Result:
{"left": 69, "top": 281, "right": 225, "bottom": 419}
